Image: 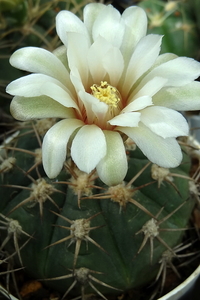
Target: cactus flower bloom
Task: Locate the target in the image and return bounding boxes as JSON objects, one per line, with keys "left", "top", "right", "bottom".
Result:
{"left": 6, "top": 3, "right": 200, "bottom": 185}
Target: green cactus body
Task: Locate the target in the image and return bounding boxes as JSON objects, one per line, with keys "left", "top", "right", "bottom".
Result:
{"left": 138, "top": 0, "right": 200, "bottom": 59}
{"left": 0, "top": 122, "right": 194, "bottom": 297}
{"left": 0, "top": 0, "right": 24, "bottom": 11}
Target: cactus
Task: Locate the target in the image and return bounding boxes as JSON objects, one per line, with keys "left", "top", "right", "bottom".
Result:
{"left": 0, "top": 120, "right": 195, "bottom": 298}
{"left": 1, "top": 1, "right": 200, "bottom": 299}
{"left": 138, "top": 0, "right": 200, "bottom": 59}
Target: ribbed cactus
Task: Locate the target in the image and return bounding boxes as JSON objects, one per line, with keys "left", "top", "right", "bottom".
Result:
{"left": 138, "top": 0, "right": 200, "bottom": 59}
{"left": 0, "top": 121, "right": 194, "bottom": 298}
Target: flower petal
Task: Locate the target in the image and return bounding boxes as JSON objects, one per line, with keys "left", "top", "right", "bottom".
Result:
{"left": 10, "top": 96, "right": 75, "bottom": 121}
{"left": 109, "top": 112, "right": 141, "bottom": 127}
{"left": 121, "top": 6, "right": 147, "bottom": 65}
{"left": 96, "top": 131, "right": 128, "bottom": 186}
{"left": 42, "top": 119, "right": 84, "bottom": 178}
{"left": 141, "top": 106, "right": 189, "bottom": 138}
{"left": 9, "top": 47, "right": 70, "bottom": 87}
{"left": 67, "top": 32, "right": 90, "bottom": 87}
{"left": 133, "top": 53, "right": 177, "bottom": 89}
{"left": 71, "top": 125, "right": 107, "bottom": 173}
{"left": 118, "top": 123, "right": 183, "bottom": 168}
{"left": 53, "top": 45, "right": 69, "bottom": 71}
{"left": 122, "top": 34, "right": 162, "bottom": 95}
{"left": 83, "top": 3, "right": 106, "bottom": 38}
{"left": 153, "top": 81, "right": 200, "bottom": 111}
{"left": 143, "top": 57, "right": 200, "bottom": 87}
{"left": 129, "top": 76, "right": 167, "bottom": 102}
{"left": 56, "top": 10, "right": 90, "bottom": 47}
{"left": 122, "top": 96, "right": 153, "bottom": 113}
{"left": 7, "top": 74, "right": 78, "bottom": 109}
{"left": 87, "top": 36, "right": 110, "bottom": 83}
{"left": 102, "top": 46, "right": 124, "bottom": 87}
{"left": 88, "top": 35, "right": 124, "bottom": 86}
{"left": 151, "top": 53, "right": 178, "bottom": 69}
{"left": 79, "top": 91, "right": 108, "bottom": 125}
{"left": 92, "top": 4, "right": 125, "bottom": 48}
{"left": 70, "top": 67, "right": 85, "bottom": 94}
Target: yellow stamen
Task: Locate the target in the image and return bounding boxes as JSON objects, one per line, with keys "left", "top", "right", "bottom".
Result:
{"left": 90, "top": 81, "right": 121, "bottom": 108}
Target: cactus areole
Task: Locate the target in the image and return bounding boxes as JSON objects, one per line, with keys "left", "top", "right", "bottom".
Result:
{"left": 3, "top": 2, "right": 200, "bottom": 299}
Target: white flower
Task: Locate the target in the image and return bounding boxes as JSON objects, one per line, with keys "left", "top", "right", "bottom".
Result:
{"left": 6, "top": 3, "right": 200, "bottom": 186}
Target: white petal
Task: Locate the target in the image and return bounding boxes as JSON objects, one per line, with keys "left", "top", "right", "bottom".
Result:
{"left": 56, "top": 10, "right": 90, "bottom": 47}
{"left": 121, "top": 6, "right": 147, "bottom": 65}
{"left": 102, "top": 46, "right": 124, "bottom": 87}
{"left": 118, "top": 123, "right": 183, "bottom": 168}
{"left": 10, "top": 96, "right": 75, "bottom": 121}
{"left": 122, "top": 96, "right": 153, "bottom": 113}
{"left": 7, "top": 74, "right": 78, "bottom": 109}
{"left": 129, "top": 76, "right": 167, "bottom": 102}
{"left": 143, "top": 57, "right": 200, "bottom": 87}
{"left": 87, "top": 36, "right": 110, "bottom": 83}
{"left": 41, "top": 82, "right": 79, "bottom": 110}
{"left": 153, "top": 53, "right": 178, "bottom": 67}
{"left": 133, "top": 53, "right": 177, "bottom": 89}
{"left": 79, "top": 91, "right": 108, "bottom": 124}
{"left": 43, "top": 119, "right": 84, "bottom": 178}
{"left": 87, "top": 36, "right": 124, "bottom": 86}
{"left": 141, "top": 106, "right": 189, "bottom": 138}
{"left": 67, "top": 32, "right": 90, "bottom": 87}
{"left": 83, "top": 3, "right": 106, "bottom": 38}
{"left": 53, "top": 45, "right": 69, "bottom": 69}
{"left": 9, "top": 47, "right": 70, "bottom": 87}
{"left": 70, "top": 67, "right": 85, "bottom": 94}
{"left": 122, "top": 34, "right": 162, "bottom": 95}
{"left": 153, "top": 81, "right": 200, "bottom": 111}
{"left": 96, "top": 131, "right": 128, "bottom": 186}
{"left": 71, "top": 125, "right": 107, "bottom": 173}
{"left": 109, "top": 112, "right": 141, "bottom": 127}
{"left": 92, "top": 4, "right": 125, "bottom": 48}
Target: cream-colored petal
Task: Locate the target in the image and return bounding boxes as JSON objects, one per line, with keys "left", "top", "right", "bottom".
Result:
{"left": 42, "top": 119, "right": 84, "bottom": 178}
{"left": 92, "top": 4, "right": 125, "bottom": 48}
{"left": 142, "top": 57, "right": 200, "bottom": 88}
{"left": 53, "top": 45, "right": 70, "bottom": 71}
{"left": 122, "top": 96, "right": 153, "bottom": 113}
{"left": 56, "top": 10, "right": 90, "bottom": 47}
{"left": 79, "top": 91, "right": 108, "bottom": 125}
{"left": 88, "top": 36, "right": 123, "bottom": 86}
{"left": 153, "top": 81, "right": 200, "bottom": 111}
{"left": 118, "top": 123, "right": 182, "bottom": 168}
{"left": 151, "top": 53, "right": 178, "bottom": 69}
{"left": 83, "top": 3, "right": 105, "bottom": 38}
{"left": 132, "top": 53, "right": 178, "bottom": 90}
{"left": 121, "top": 6, "right": 147, "bottom": 65}
{"left": 70, "top": 67, "right": 85, "bottom": 94}
{"left": 67, "top": 32, "right": 90, "bottom": 87}
{"left": 10, "top": 96, "right": 75, "bottom": 121}
{"left": 71, "top": 125, "right": 107, "bottom": 173}
{"left": 141, "top": 106, "right": 189, "bottom": 138}
{"left": 7, "top": 74, "right": 78, "bottom": 109}
{"left": 122, "top": 34, "right": 162, "bottom": 96}
{"left": 9, "top": 47, "right": 70, "bottom": 87}
{"left": 109, "top": 112, "right": 141, "bottom": 127}
{"left": 96, "top": 130, "right": 127, "bottom": 186}
{"left": 87, "top": 36, "right": 110, "bottom": 83}
{"left": 102, "top": 46, "right": 124, "bottom": 87}
{"left": 129, "top": 76, "right": 167, "bottom": 102}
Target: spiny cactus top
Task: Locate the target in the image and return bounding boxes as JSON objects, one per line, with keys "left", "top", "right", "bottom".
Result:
{"left": 6, "top": 3, "right": 200, "bottom": 186}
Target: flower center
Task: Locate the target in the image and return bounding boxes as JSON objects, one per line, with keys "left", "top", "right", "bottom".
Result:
{"left": 90, "top": 81, "right": 121, "bottom": 108}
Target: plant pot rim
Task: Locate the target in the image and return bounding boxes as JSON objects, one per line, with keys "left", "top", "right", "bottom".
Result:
{"left": 1, "top": 265, "right": 200, "bottom": 300}
{"left": 158, "top": 265, "right": 200, "bottom": 300}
